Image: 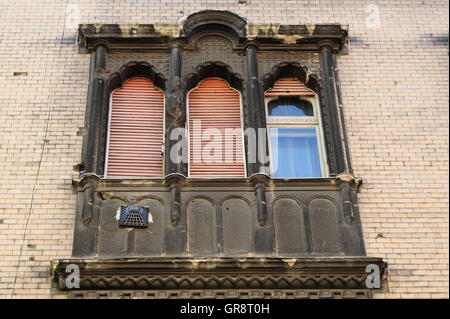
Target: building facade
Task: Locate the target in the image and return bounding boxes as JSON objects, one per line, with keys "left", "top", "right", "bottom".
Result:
{"left": 0, "top": 0, "right": 448, "bottom": 299}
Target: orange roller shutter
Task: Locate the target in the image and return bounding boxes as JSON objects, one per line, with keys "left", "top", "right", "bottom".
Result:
{"left": 265, "top": 78, "right": 316, "bottom": 97}
{"left": 188, "top": 78, "right": 246, "bottom": 178}
{"left": 106, "top": 77, "right": 164, "bottom": 177}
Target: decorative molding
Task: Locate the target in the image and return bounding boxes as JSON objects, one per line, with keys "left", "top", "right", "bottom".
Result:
{"left": 68, "top": 289, "right": 372, "bottom": 299}
{"left": 266, "top": 117, "right": 319, "bottom": 125}
{"left": 52, "top": 257, "right": 386, "bottom": 294}
{"left": 78, "top": 20, "right": 348, "bottom": 53}
{"left": 185, "top": 61, "right": 244, "bottom": 93}
{"left": 108, "top": 61, "right": 166, "bottom": 92}
{"left": 72, "top": 174, "right": 358, "bottom": 191}
{"left": 261, "top": 62, "right": 318, "bottom": 93}
{"left": 180, "top": 10, "right": 247, "bottom": 40}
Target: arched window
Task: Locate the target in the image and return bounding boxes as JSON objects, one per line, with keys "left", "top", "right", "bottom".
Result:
{"left": 187, "top": 78, "right": 246, "bottom": 178}
{"left": 265, "top": 78, "right": 328, "bottom": 178}
{"left": 105, "top": 77, "right": 164, "bottom": 177}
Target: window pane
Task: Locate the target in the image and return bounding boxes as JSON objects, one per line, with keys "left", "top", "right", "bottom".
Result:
{"left": 268, "top": 98, "right": 313, "bottom": 116}
{"left": 269, "top": 128, "right": 321, "bottom": 178}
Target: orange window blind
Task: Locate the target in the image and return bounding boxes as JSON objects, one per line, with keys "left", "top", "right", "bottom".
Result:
{"left": 265, "top": 78, "right": 316, "bottom": 97}
{"left": 106, "top": 77, "right": 164, "bottom": 177}
{"left": 188, "top": 78, "right": 246, "bottom": 178}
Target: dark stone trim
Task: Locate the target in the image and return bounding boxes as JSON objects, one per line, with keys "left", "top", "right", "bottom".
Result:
{"left": 51, "top": 256, "right": 386, "bottom": 293}
{"left": 79, "top": 53, "right": 96, "bottom": 171}
{"left": 262, "top": 61, "right": 311, "bottom": 92}
{"left": 107, "top": 61, "right": 166, "bottom": 93}
{"left": 82, "top": 45, "right": 108, "bottom": 175}
{"left": 72, "top": 174, "right": 102, "bottom": 256}
{"left": 77, "top": 21, "right": 347, "bottom": 53}
{"left": 180, "top": 10, "right": 247, "bottom": 41}
{"left": 250, "top": 174, "right": 269, "bottom": 226}
{"left": 319, "top": 42, "right": 348, "bottom": 175}
{"left": 165, "top": 43, "right": 185, "bottom": 176}
{"left": 164, "top": 174, "right": 187, "bottom": 226}
{"left": 71, "top": 173, "right": 367, "bottom": 258}
{"left": 332, "top": 53, "right": 354, "bottom": 174}
{"left": 335, "top": 174, "right": 366, "bottom": 255}
{"left": 68, "top": 289, "right": 372, "bottom": 299}
{"left": 185, "top": 61, "right": 244, "bottom": 93}
{"left": 245, "top": 44, "right": 267, "bottom": 175}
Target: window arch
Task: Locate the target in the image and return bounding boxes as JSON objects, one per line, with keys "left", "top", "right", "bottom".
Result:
{"left": 265, "top": 78, "right": 328, "bottom": 178}
{"left": 187, "top": 78, "right": 246, "bottom": 178}
{"left": 105, "top": 77, "right": 164, "bottom": 177}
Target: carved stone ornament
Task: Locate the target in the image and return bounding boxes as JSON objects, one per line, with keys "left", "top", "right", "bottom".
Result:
{"left": 52, "top": 257, "right": 386, "bottom": 299}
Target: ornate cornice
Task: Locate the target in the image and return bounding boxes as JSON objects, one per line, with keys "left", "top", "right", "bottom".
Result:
{"left": 71, "top": 174, "right": 363, "bottom": 193}
{"left": 52, "top": 257, "right": 386, "bottom": 293}
{"left": 78, "top": 21, "right": 348, "bottom": 53}
{"left": 68, "top": 289, "right": 372, "bottom": 299}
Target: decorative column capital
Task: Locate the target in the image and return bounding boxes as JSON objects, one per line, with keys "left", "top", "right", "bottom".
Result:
{"left": 244, "top": 41, "right": 259, "bottom": 51}
{"left": 318, "top": 40, "right": 339, "bottom": 53}
{"left": 170, "top": 40, "right": 184, "bottom": 50}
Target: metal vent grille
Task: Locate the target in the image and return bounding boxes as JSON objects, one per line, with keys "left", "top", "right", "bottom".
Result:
{"left": 119, "top": 206, "right": 149, "bottom": 228}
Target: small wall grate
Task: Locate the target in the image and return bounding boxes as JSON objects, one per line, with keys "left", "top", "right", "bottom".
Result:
{"left": 119, "top": 206, "right": 149, "bottom": 228}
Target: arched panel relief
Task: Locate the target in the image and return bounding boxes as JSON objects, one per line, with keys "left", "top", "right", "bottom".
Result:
{"left": 187, "top": 197, "right": 216, "bottom": 255}
{"left": 132, "top": 198, "right": 164, "bottom": 256}
{"left": 308, "top": 197, "right": 341, "bottom": 254}
{"left": 97, "top": 198, "right": 128, "bottom": 257}
{"left": 222, "top": 197, "right": 252, "bottom": 254}
{"left": 273, "top": 197, "right": 307, "bottom": 255}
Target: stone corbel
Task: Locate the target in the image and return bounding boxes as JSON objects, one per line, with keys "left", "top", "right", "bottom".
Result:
{"left": 250, "top": 173, "right": 270, "bottom": 226}
{"left": 335, "top": 173, "right": 362, "bottom": 225}
{"left": 72, "top": 174, "right": 102, "bottom": 227}
{"left": 164, "top": 174, "right": 187, "bottom": 226}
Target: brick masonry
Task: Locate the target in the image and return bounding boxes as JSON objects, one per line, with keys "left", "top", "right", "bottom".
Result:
{"left": 0, "top": 0, "right": 448, "bottom": 298}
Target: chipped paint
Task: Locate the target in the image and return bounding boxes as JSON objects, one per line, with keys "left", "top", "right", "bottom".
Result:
{"left": 282, "top": 258, "right": 298, "bottom": 267}
{"left": 115, "top": 207, "right": 121, "bottom": 220}
{"left": 154, "top": 24, "right": 180, "bottom": 38}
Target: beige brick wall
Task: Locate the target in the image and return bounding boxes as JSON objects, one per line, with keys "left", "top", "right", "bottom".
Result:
{"left": 0, "top": 0, "right": 448, "bottom": 298}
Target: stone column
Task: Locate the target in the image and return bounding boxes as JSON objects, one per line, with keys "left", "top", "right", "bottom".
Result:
{"left": 83, "top": 44, "right": 108, "bottom": 175}
{"left": 165, "top": 42, "right": 185, "bottom": 175}
{"left": 245, "top": 43, "right": 268, "bottom": 175}
{"left": 319, "top": 41, "right": 348, "bottom": 175}
{"left": 164, "top": 42, "right": 186, "bottom": 255}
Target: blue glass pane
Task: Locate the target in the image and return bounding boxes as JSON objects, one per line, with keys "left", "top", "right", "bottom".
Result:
{"left": 268, "top": 98, "right": 313, "bottom": 116}
{"left": 270, "top": 128, "right": 321, "bottom": 178}
{"left": 270, "top": 104, "right": 307, "bottom": 116}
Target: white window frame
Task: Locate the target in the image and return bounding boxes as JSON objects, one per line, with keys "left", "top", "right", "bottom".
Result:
{"left": 265, "top": 94, "right": 329, "bottom": 178}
